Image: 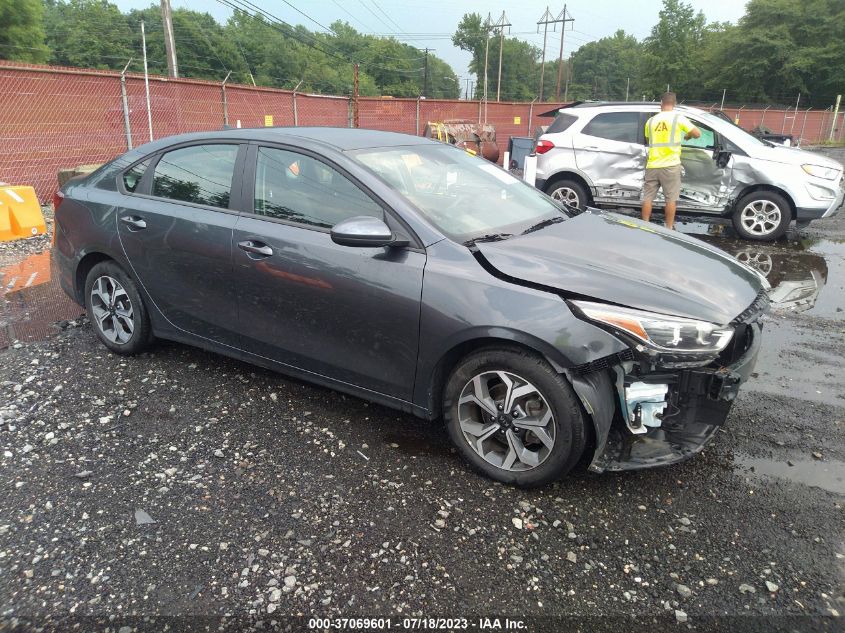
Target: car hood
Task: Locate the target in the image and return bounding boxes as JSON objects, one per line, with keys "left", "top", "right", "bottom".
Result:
{"left": 745, "top": 143, "right": 843, "bottom": 170}
{"left": 475, "top": 212, "right": 764, "bottom": 325}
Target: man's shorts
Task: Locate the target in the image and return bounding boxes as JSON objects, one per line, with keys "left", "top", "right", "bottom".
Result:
{"left": 643, "top": 164, "right": 682, "bottom": 203}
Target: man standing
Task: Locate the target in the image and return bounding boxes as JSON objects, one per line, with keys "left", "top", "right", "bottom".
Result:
{"left": 641, "top": 92, "right": 700, "bottom": 229}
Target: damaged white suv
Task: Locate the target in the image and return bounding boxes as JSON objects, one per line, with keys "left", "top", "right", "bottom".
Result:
{"left": 534, "top": 102, "right": 844, "bottom": 241}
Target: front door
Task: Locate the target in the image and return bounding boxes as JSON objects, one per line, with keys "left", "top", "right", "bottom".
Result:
{"left": 116, "top": 143, "right": 244, "bottom": 345}
{"left": 573, "top": 111, "right": 647, "bottom": 206}
{"left": 677, "top": 120, "right": 734, "bottom": 212}
{"left": 232, "top": 145, "right": 425, "bottom": 401}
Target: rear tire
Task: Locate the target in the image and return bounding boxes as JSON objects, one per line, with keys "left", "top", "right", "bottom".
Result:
{"left": 731, "top": 191, "right": 791, "bottom": 241}
{"left": 545, "top": 178, "right": 588, "bottom": 212}
{"left": 443, "top": 348, "right": 587, "bottom": 487}
{"left": 84, "top": 261, "right": 152, "bottom": 355}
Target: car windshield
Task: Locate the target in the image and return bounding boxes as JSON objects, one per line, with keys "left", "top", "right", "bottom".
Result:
{"left": 350, "top": 143, "right": 567, "bottom": 242}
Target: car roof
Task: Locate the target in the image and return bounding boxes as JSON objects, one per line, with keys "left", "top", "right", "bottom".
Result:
{"left": 130, "top": 127, "right": 435, "bottom": 155}
{"left": 539, "top": 101, "right": 707, "bottom": 118}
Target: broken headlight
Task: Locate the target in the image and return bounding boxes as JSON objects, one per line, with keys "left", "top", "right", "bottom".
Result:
{"left": 571, "top": 301, "right": 734, "bottom": 354}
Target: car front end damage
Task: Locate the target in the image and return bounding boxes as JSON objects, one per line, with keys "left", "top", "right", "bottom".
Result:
{"left": 567, "top": 291, "right": 769, "bottom": 473}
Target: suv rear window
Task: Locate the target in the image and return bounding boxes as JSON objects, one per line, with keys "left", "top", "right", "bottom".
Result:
{"left": 547, "top": 113, "right": 578, "bottom": 134}
{"left": 582, "top": 112, "right": 641, "bottom": 144}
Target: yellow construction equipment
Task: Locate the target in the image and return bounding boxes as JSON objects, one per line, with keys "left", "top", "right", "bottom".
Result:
{"left": 0, "top": 185, "right": 46, "bottom": 242}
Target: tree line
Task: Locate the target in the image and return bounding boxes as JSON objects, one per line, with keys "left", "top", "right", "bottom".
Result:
{"left": 2, "top": 0, "right": 844, "bottom": 107}
{"left": 0, "top": 0, "right": 460, "bottom": 98}
{"left": 454, "top": 0, "right": 845, "bottom": 107}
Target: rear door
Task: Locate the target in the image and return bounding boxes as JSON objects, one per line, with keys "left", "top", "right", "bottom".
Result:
{"left": 231, "top": 144, "right": 425, "bottom": 401}
{"left": 573, "top": 111, "right": 647, "bottom": 206}
{"left": 116, "top": 143, "right": 245, "bottom": 345}
{"left": 677, "top": 119, "right": 733, "bottom": 212}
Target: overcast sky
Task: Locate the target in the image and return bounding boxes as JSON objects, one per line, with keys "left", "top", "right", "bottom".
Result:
{"left": 115, "top": 0, "right": 748, "bottom": 81}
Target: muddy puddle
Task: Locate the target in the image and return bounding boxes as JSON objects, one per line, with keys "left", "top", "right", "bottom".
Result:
{"left": 736, "top": 454, "right": 845, "bottom": 495}
{"left": 0, "top": 250, "right": 84, "bottom": 349}
{"left": 675, "top": 219, "right": 845, "bottom": 316}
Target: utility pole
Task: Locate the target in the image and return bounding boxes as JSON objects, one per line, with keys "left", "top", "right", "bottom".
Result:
{"left": 141, "top": 21, "right": 153, "bottom": 142}
{"left": 493, "top": 11, "right": 511, "bottom": 102}
{"left": 353, "top": 63, "right": 360, "bottom": 128}
{"left": 720, "top": 88, "right": 726, "bottom": 111}
{"left": 625, "top": 77, "right": 630, "bottom": 102}
{"left": 829, "top": 94, "right": 841, "bottom": 141}
{"left": 464, "top": 77, "right": 472, "bottom": 100}
{"left": 160, "top": 0, "right": 178, "bottom": 78}
{"left": 483, "top": 13, "right": 492, "bottom": 122}
{"left": 421, "top": 48, "right": 433, "bottom": 98}
{"left": 536, "top": 7, "right": 564, "bottom": 102}
{"left": 563, "top": 55, "right": 572, "bottom": 101}
{"left": 554, "top": 5, "right": 573, "bottom": 100}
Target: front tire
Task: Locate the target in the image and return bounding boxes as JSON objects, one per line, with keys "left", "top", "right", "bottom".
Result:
{"left": 545, "top": 178, "right": 588, "bottom": 212}
{"left": 84, "top": 261, "right": 152, "bottom": 355}
{"left": 732, "top": 191, "right": 791, "bottom": 241}
{"left": 443, "top": 348, "right": 587, "bottom": 487}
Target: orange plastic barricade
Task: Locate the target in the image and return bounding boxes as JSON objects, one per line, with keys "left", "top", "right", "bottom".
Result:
{"left": 0, "top": 186, "right": 46, "bottom": 241}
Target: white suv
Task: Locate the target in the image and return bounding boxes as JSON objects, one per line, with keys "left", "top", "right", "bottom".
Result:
{"left": 534, "top": 102, "right": 844, "bottom": 241}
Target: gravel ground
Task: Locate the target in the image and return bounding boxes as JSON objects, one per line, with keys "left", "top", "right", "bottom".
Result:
{"left": 0, "top": 211, "right": 843, "bottom": 632}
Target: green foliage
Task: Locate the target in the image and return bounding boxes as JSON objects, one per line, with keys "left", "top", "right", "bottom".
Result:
{"left": 24, "top": 1, "right": 458, "bottom": 98}
{"left": 640, "top": 0, "right": 706, "bottom": 98}
{"left": 452, "top": 12, "right": 540, "bottom": 101}
{"left": 569, "top": 30, "right": 642, "bottom": 101}
{"left": 0, "top": 0, "right": 49, "bottom": 62}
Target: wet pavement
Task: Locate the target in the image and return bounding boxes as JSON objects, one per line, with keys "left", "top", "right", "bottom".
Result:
{"left": 0, "top": 212, "right": 844, "bottom": 630}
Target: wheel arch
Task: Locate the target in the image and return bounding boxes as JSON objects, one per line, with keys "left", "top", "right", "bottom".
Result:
{"left": 543, "top": 171, "right": 594, "bottom": 204}
{"left": 424, "top": 334, "right": 570, "bottom": 421}
{"left": 731, "top": 184, "right": 796, "bottom": 220}
{"left": 74, "top": 252, "right": 116, "bottom": 304}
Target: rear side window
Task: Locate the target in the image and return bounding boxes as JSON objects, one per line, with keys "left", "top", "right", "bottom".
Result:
{"left": 582, "top": 112, "right": 641, "bottom": 144}
{"left": 253, "top": 147, "right": 383, "bottom": 229}
{"left": 122, "top": 159, "right": 150, "bottom": 193}
{"left": 547, "top": 113, "right": 578, "bottom": 134}
{"left": 152, "top": 144, "right": 238, "bottom": 208}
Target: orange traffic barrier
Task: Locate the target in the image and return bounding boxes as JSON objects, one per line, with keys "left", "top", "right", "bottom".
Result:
{"left": 0, "top": 186, "right": 46, "bottom": 241}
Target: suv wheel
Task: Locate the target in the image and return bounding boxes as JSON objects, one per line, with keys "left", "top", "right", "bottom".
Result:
{"left": 546, "top": 179, "right": 588, "bottom": 211}
{"left": 443, "top": 348, "right": 587, "bottom": 487}
{"left": 732, "top": 191, "right": 791, "bottom": 241}
{"left": 85, "top": 261, "right": 153, "bottom": 355}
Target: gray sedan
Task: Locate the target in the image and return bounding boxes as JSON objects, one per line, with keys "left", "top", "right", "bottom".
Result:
{"left": 53, "top": 128, "right": 768, "bottom": 486}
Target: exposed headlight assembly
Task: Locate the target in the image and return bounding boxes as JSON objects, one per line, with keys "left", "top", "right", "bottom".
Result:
{"left": 571, "top": 301, "right": 734, "bottom": 354}
{"left": 802, "top": 164, "right": 840, "bottom": 180}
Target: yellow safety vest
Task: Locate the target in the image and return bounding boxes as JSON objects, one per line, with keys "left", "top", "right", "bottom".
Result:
{"left": 645, "top": 111, "right": 691, "bottom": 168}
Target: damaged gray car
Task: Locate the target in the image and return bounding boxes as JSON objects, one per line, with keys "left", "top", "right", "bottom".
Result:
{"left": 54, "top": 128, "right": 768, "bottom": 486}
{"left": 534, "top": 102, "right": 844, "bottom": 241}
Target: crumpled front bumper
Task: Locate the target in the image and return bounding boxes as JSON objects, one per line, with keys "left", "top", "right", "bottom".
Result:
{"left": 574, "top": 321, "right": 763, "bottom": 473}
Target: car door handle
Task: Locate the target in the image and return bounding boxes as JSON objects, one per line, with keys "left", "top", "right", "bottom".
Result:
{"left": 238, "top": 240, "right": 273, "bottom": 257}
{"left": 120, "top": 215, "right": 146, "bottom": 230}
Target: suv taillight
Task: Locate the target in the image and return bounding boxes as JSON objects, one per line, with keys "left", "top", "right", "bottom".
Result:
{"left": 52, "top": 189, "right": 65, "bottom": 212}
{"left": 534, "top": 139, "right": 555, "bottom": 154}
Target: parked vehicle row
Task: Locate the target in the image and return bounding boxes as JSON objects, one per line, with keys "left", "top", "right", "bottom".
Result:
{"left": 54, "top": 128, "right": 768, "bottom": 486}
{"left": 534, "top": 102, "right": 845, "bottom": 241}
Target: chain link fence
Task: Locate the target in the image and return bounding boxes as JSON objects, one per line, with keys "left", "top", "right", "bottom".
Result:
{"left": 2, "top": 60, "right": 843, "bottom": 203}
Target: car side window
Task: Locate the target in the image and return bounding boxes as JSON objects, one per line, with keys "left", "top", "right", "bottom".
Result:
{"left": 122, "top": 159, "right": 150, "bottom": 193}
{"left": 254, "top": 147, "right": 383, "bottom": 229}
{"left": 152, "top": 144, "right": 238, "bottom": 208}
{"left": 582, "top": 112, "right": 641, "bottom": 144}
{"left": 682, "top": 121, "right": 716, "bottom": 150}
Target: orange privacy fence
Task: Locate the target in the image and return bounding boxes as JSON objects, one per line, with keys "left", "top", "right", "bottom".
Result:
{"left": 0, "top": 60, "right": 839, "bottom": 202}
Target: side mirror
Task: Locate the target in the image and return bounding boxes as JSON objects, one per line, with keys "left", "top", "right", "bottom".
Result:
{"left": 330, "top": 216, "right": 403, "bottom": 248}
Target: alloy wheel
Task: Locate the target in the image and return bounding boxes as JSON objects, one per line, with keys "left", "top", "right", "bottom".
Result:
{"left": 457, "top": 371, "right": 556, "bottom": 472}
{"left": 550, "top": 186, "right": 580, "bottom": 208}
{"left": 89, "top": 275, "right": 135, "bottom": 345}
{"left": 740, "top": 200, "right": 782, "bottom": 236}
